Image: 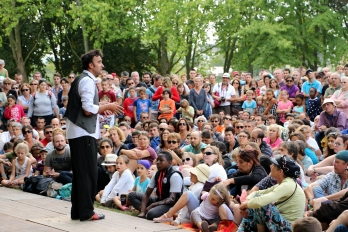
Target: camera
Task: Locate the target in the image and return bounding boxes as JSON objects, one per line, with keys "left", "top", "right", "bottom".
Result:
{"left": 221, "top": 97, "right": 226, "bottom": 102}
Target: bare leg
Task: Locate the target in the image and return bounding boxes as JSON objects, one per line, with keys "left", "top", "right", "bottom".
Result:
{"left": 327, "top": 210, "right": 348, "bottom": 232}
{"left": 113, "top": 196, "right": 127, "bottom": 210}
{"left": 257, "top": 224, "right": 266, "bottom": 232}
{"left": 95, "top": 190, "right": 103, "bottom": 202}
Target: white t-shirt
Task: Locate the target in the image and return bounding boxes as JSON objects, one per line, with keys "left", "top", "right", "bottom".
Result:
{"left": 307, "top": 137, "right": 320, "bottom": 151}
{"left": 212, "top": 83, "right": 236, "bottom": 106}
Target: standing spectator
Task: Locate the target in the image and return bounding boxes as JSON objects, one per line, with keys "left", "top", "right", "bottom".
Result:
{"left": 231, "top": 79, "right": 244, "bottom": 116}
{"left": 67, "top": 72, "right": 75, "bottom": 85}
{"left": 242, "top": 90, "right": 257, "bottom": 115}
{"left": 212, "top": 73, "right": 236, "bottom": 115}
{"left": 29, "top": 79, "right": 38, "bottom": 96}
{"left": 131, "top": 71, "right": 147, "bottom": 88}
{"left": 98, "top": 78, "right": 116, "bottom": 127}
{"left": 276, "top": 90, "right": 293, "bottom": 125}
{"left": 142, "top": 72, "right": 152, "bottom": 88}
{"left": 331, "top": 77, "right": 348, "bottom": 116}
{"left": 307, "top": 88, "right": 322, "bottom": 121}
{"left": 158, "top": 89, "right": 175, "bottom": 121}
{"left": 133, "top": 87, "right": 151, "bottom": 123}
{"left": 123, "top": 87, "right": 138, "bottom": 126}
{"left": 269, "top": 79, "right": 281, "bottom": 98}
{"left": 146, "top": 74, "right": 162, "bottom": 120}
{"left": 57, "top": 78, "right": 70, "bottom": 108}
{"left": 0, "top": 59, "right": 9, "bottom": 80}
{"left": 28, "top": 80, "right": 58, "bottom": 126}
{"left": 1, "top": 78, "right": 17, "bottom": 99}
{"left": 18, "top": 83, "right": 33, "bottom": 115}
{"left": 324, "top": 72, "right": 341, "bottom": 98}
{"left": 273, "top": 68, "right": 285, "bottom": 87}
{"left": 190, "top": 76, "right": 208, "bottom": 118}
{"left": 152, "top": 76, "right": 180, "bottom": 103}
{"left": 302, "top": 69, "right": 322, "bottom": 107}
{"left": 52, "top": 73, "right": 63, "bottom": 101}
{"left": 203, "top": 83, "right": 214, "bottom": 117}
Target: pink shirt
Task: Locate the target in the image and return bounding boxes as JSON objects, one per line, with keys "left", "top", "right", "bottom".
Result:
{"left": 4, "top": 105, "right": 25, "bottom": 122}
{"left": 331, "top": 89, "right": 348, "bottom": 116}
{"left": 263, "top": 137, "right": 283, "bottom": 149}
{"left": 277, "top": 100, "right": 293, "bottom": 123}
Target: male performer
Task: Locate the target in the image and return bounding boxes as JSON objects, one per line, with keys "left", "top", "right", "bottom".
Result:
{"left": 65, "top": 50, "right": 122, "bottom": 221}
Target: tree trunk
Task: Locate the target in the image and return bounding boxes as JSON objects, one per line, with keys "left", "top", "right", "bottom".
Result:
{"left": 8, "top": 24, "right": 27, "bottom": 81}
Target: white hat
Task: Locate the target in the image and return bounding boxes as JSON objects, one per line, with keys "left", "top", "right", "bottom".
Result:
{"left": 189, "top": 164, "right": 210, "bottom": 183}
{"left": 101, "top": 154, "right": 118, "bottom": 166}
{"left": 222, "top": 73, "right": 230, "bottom": 78}
{"left": 322, "top": 98, "right": 336, "bottom": 107}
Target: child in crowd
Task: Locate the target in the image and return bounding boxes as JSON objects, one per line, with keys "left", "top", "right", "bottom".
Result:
{"left": 59, "top": 96, "right": 68, "bottom": 118}
{"left": 242, "top": 90, "right": 257, "bottom": 115}
{"left": 336, "top": 65, "right": 344, "bottom": 76}
{"left": 148, "top": 164, "right": 157, "bottom": 179}
{"left": 133, "top": 87, "right": 151, "bottom": 123}
{"left": 4, "top": 95, "right": 25, "bottom": 122}
{"left": 113, "top": 160, "right": 151, "bottom": 211}
{"left": 177, "top": 99, "right": 194, "bottom": 122}
{"left": 34, "top": 148, "right": 48, "bottom": 176}
{"left": 263, "top": 89, "right": 277, "bottom": 117}
{"left": 98, "top": 155, "right": 134, "bottom": 207}
{"left": 1, "top": 143, "right": 32, "bottom": 188}
{"left": 293, "top": 94, "right": 306, "bottom": 117}
{"left": 99, "top": 78, "right": 117, "bottom": 127}
{"left": 190, "top": 184, "right": 232, "bottom": 231}
{"left": 307, "top": 87, "right": 322, "bottom": 121}
{"left": 158, "top": 89, "right": 175, "bottom": 121}
{"left": 96, "top": 154, "right": 118, "bottom": 202}
{"left": 276, "top": 90, "right": 293, "bottom": 125}
{"left": 256, "top": 96, "right": 265, "bottom": 115}
{"left": 123, "top": 87, "right": 138, "bottom": 125}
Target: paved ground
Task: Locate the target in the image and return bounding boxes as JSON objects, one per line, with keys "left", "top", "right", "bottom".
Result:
{"left": 0, "top": 187, "right": 187, "bottom": 232}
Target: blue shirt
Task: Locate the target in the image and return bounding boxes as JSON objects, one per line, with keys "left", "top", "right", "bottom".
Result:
{"left": 133, "top": 98, "right": 151, "bottom": 121}
{"left": 242, "top": 100, "right": 256, "bottom": 114}
{"left": 146, "top": 86, "right": 159, "bottom": 111}
{"left": 150, "top": 136, "right": 160, "bottom": 150}
{"left": 301, "top": 80, "right": 322, "bottom": 106}
{"left": 134, "top": 176, "right": 150, "bottom": 194}
{"left": 304, "top": 147, "right": 318, "bottom": 164}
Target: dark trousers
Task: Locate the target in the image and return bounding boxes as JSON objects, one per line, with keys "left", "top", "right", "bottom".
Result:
{"left": 128, "top": 192, "right": 172, "bottom": 220}
{"left": 56, "top": 171, "right": 73, "bottom": 185}
{"left": 70, "top": 136, "right": 97, "bottom": 221}
{"left": 97, "top": 166, "right": 110, "bottom": 193}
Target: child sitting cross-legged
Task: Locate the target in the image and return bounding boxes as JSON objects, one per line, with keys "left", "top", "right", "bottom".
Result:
{"left": 113, "top": 160, "right": 151, "bottom": 211}
{"left": 95, "top": 154, "right": 118, "bottom": 202}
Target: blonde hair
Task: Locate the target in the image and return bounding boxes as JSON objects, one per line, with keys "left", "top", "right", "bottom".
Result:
{"left": 182, "top": 152, "right": 198, "bottom": 167}
{"left": 108, "top": 126, "right": 126, "bottom": 142}
{"left": 209, "top": 184, "right": 230, "bottom": 206}
{"left": 117, "top": 155, "right": 129, "bottom": 164}
{"left": 15, "top": 142, "right": 29, "bottom": 154}
{"left": 269, "top": 124, "right": 281, "bottom": 137}
{"left": 204, "top": 145, "right": 224, "bottom": 166}
{"left": 180, "top": 99, "right": 189, "bottom": 108}
{"left": 162, "top": 77, "right": 172, "bottom": 88}
{"left": 246, "top": 90, "right": 254, "bottom": 95}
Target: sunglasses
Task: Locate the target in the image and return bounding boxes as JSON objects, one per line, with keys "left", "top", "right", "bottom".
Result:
{"left": 142, "top": 117, "right": 149, "bottom": 119}
{"left": 21, "top": 89, "right": 30, "bottom": 92}
{"left": 204, "top": 151, "right": 215, "bottom": 156}
{"left": 30, "top": 83, "right": 38, "bottom": 85}
{"left": 182, "top": 157, "right": 191, "bottom": 162}
{"left": 211, "top": 120, "right": 219, "bottom": 123}
{"left": 167, "top": 140, "right": 177, "bottom": 144}
{"left": 172, "top": 82, "right": 178, "bottom": 85}
{"left": 100, "top": 145, "right": 111, "bottom": 149}
{"left": 179, "top": 123, "right": 186, "bottom": 126}
{"left": 286, "top": 80, "right": 293, "bottom": 83}
{"left": 23, "top": 130, "right": 32, "bottom": 134}
{"left": 198, "top": 120, "right": 204, "bottom": 122}
{"left": 68, "top": 76, "right": 75, "bottom": 79}
{"left": 45, "top": 131, "right": 53, "bottom": 134}
{"left": 236, "top": 126, "right": 244, "bottom": 129}
{"left": 224, "top": 117, "right": 232, "bottom": 121}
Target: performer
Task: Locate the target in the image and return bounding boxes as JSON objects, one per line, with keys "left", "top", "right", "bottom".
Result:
{"left": 65, "top": 49, "right": 122, "bottom": 221}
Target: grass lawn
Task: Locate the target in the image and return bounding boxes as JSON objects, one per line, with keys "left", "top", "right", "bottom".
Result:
{"left": 94, "top": 202, "right": 139, "bottom": 216}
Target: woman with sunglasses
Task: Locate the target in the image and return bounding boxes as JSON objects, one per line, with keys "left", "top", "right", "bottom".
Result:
{"left": 175, "top": 118, "right": 190, "bottom": 147}
{"left": 231, "top": 130, "right": 251, "bottom": 159}
{"left": 22, "top": 125, "right": 36, "bottom": 150}
{"left": 18, "top": 84, "right": 32, "bottom": 115}
{"left": 57, "top": 78, "right": 70, "bottom": 108}
{"left": 238, "top": 155, "right": 304, "bottom": 232}
{"left": 29, "top": 79, "right": 38, "bottom": 96}
{"left": 97, "top": 138, "right": 114, "bottom": 192}
{"left": 1, "top": 78, "right": 17, "bottom": 99}
{"left": 120, "top": 132, "right": 157, "bottom": 173}
{"left": 193, "top": 116, "right": 207, "bottom": 132}
{"left": 231, "top": 79, "right": 244, "bottom": 116}
{"left": 11, "top": 84, "right": 20, "bottom": 96}
{"left": 166, "top": 133, "right": 184, "bottom": 165}
{"left": 280, "top": 76, "right": 300, "bottom": 103}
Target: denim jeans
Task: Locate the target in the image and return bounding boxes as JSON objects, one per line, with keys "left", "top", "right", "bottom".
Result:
{"left": 335, "top": 225, "right": 348, "bottom": 232}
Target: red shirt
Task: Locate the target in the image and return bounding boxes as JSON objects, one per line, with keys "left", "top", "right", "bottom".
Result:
{"left": 40, "top": 137, "right": 49, "bottom": 147}
{"left": 4, "top": 105, "right": 25, "bottom": 122}
{"left": 123, "top": 97, "right": 138, "bottom": 120}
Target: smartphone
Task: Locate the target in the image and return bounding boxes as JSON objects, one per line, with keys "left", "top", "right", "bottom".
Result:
{"left": 120, "top": 194, "right": 127, "bottom": 206}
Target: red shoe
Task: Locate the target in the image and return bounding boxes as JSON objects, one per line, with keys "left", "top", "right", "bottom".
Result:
{"left": 89, "top": 213, "right": 105, "bottom": 220}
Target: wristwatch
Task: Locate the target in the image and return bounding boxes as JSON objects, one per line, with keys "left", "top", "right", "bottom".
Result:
{"left": 308, "top": 197, "right": 314, "bottom": 204}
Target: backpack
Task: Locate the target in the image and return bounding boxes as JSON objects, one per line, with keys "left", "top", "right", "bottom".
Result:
{"left": 23, "top": 175, "right": 54, "bottom": 194}
{"left": 59, "top": 183, "right": 72, "bottom": 199}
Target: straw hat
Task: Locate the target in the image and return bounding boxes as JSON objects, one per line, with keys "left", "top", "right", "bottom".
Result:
{"left": 101, "top": 154, "right": 117, "bottom": 166}
{"left": 189, "top": 164, "right": 210, "bottom": 183}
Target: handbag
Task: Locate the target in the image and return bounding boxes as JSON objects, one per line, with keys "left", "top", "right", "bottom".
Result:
{"left": 214, "top": 91, "right": 221, "bottom": 108}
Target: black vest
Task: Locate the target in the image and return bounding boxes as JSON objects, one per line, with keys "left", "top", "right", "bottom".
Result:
{"left": 65, "top": 72, "right": 99, "bottom": 133}
{"left": 154, "top": 166, "right": 183, "bottom": 201}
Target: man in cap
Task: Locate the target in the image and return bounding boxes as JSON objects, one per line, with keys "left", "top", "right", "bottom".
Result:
{"left": 212, "top": 73, "right": 236, "bottom": 115}
{"left": 315, "top": 98, "right": 348, "bottom": 151}
{"left": 305, "top": 150, "right": 348, "bottom": 209}
{"left": 301, "top": 69, "right": 322, "bottom": 107}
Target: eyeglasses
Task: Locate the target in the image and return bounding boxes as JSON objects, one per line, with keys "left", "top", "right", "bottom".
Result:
{"left": 167, "top": 140, "right": 177, "bottom": 144}
{"left": 286, "top": 80, "right": 293, "bottom": 83}
{"left": 198, "top": 120, "right": 204, "bottom": 122}
{"left": 334, "top": 142, "right": 344, "bottom": 146}
{"left": 30, "top": 83, "right": 38, "bottom": 85}
{"left": 23, "top": 130, "right": 32, "bottom": 134}
{"left": 100, "top": 145, "right": 111, "bottom": 149}
{"left": 68, "top": 76, "right": 74, "bottom": 79}
{"left": 236, "top": 126, "right": 244, "bottom": 129}
{"left": 204, "top": 151, "right": 215, "bottom": 156}
{"left": 182, "top": 157, "right": 191, "bottom": 162}
{"left": 179, "top": 123, "right": 186, "bottom": 126}
{"left": 21, "top": 89, "right": 30, "bottom": 92}
{"left": 224, "top": 117, "right": 232, "bottom": 121}
{"left": 45, "top": 131, "right": 53, "bottom": 134}
{"left": 211, "top": 120, "right": 219, "bottom": 123}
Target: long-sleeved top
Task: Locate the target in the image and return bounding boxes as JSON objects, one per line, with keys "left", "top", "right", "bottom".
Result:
{"left": 247, "top": 177, "right": 305, "bottom": 223}
{"left": 152, "top": 86, "right": 180, "bottom": 102}
{"left": 189, "top": 88, "right": 207, "bottom": 112}
{"left": 331, "top": 89, "right": 348, "bottom": 116}
{"left": 228, "top": 164, "right": 268, "bottom": 197}
{"left": 27, "top": 91, "right": 58, "bottom": 117}
{"left": 101, "top": 168, "right": 134, "bottom": 203}
{"left": 318, "top": 109, "right": 348, "bottom": 131}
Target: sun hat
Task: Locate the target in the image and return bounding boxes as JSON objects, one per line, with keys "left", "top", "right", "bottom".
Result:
{"left": 137, "top": 160, "right": 151, "bottom": 170}
{"left": 101, "top": 154, "right": 118, "bottom": 166}
{"left": 270, "top": 155, "right": 301, "bottom": 178}
{"left": 189, "top": 164, "right": 210, "bottom": 183}
{"left": 222, "top": 73, "right": 230, "bottom": 78}
{"left": 322, "top": 98, "right": 336, "bottom": 107}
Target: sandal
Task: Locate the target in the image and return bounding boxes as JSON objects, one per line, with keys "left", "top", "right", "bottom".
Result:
{"left": 201, "top": 221, "right": 209, "bottom": 232}
{"left": 153, "top": 213, "right": 173, "bottom": 223}
{"left": 89, "top": 213, "right": 105, "bottom": 220}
